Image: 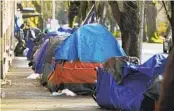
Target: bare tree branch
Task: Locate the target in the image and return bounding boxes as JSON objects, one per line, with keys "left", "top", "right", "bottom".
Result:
{"left": 162, "top": 1, "right": 171, "bottom": 24}
{"left": 158, "top": 2, "right": 164, "bottom": 13}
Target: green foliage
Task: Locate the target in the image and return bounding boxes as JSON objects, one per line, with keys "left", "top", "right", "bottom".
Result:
{"left": 43, "top": 1, "right": 52, "bottom": 19}
{"left": 150, "top": 32, "right": 163, "bottom": 43}
{"left": 21, "top": 1, "right": 41, "bottom": 28}
{"left": 55, "top": 1, "right": 68, "bottom": 24}
{"left": 157, "top": 22, "right": 168, "bottom": 36}
{"left": 113, "top": 31, "right": 121, "bottom": 38}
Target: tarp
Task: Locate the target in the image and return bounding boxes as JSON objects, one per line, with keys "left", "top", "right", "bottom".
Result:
{"left": 123, "top": 54, "right": 167, "bottom": 78}
{"left": 34, "top": 39, "right": 49, "bottom": 74}
{"left": 31, "top": 27, "right": 41, "bottom": 37}
{"left": 45, "top": 37, "right": 65, "bottom": 63}
{"left": 47, "top": 61, "right": 102, "bottom": 93}
{"left": 26, "top": 39, "right": 35, "bottom": 60}
{"left": 41, "top": 62, "right": 52, "bottom": 85}
{"left": 33, "top": 33, "right": 46, "bottom": 46}
{"left": 43, "top": 31, "right": 71, "bottom": 41}
{"left": 43, "top": 31, "right": 59, "bottom": 41}
{"left": 144, "top": 75, "right": 163, "bottom": 101}
{"left": 57, "top": 27, "right": 73, "bottom": 34}
{"left": 55, "top": 23, "right": 125, "bottom": 62}
{"left": 34, "top": 36, "right": 66, "bottom": 74}
{"left": 52, "top": 61, "right": 102, "bottom": 84}
{"left": 25, "top": 28, "right": 41, "bottom": 60}
{"left": 41, "top": 37, "right": 66, "bottom": 85}
{"left": 103, "top": 56, "right": 140, "bottom": 84}
{"left": 95, "top": 54, "right": 167, "bottom": 111}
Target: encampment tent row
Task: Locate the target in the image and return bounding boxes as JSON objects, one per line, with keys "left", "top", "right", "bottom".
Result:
{"left": 23, "top": 23, "right": 166, "bottom": 111}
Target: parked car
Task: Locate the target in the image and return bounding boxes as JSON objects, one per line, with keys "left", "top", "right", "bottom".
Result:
{"left": 163, "top": 31, "right": 173, "bottom": 53}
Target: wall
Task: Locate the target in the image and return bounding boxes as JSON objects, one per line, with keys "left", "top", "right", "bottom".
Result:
{"left": 0, "top": 1, "right": 16, "bottom": 79}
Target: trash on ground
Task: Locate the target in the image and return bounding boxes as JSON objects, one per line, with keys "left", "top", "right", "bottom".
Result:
{"left": 26, "top": 73, "right": 40, "bottom": 79}
{"left": 1, "top": 79, "right": 12, "bottom": 86}
{"left": 51, "top": 89, "right": 76, "bottom": 96}
{"left": 23, "top": 48, "right": 29, "bottom": 56}
{"left": 1, "top": 89, "right": 5, "bottom": 99}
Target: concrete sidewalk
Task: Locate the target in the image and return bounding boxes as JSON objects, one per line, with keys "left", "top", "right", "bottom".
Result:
{"left": 1, "top": 57, "right": 103, "bottom": 111}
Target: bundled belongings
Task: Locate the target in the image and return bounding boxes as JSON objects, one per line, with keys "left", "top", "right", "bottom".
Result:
{"left": 23, "top": 27, "right": 42, "bottom": 60}
{"left": 27, "top": 32, "right": 46, "bottom": 60}
{"left": 47, "top": 23, "right": 126, "bottom": 95}
{"left": 92, "top": 54, "right": 167, "bottom": 111}
{"left": 14, "top": 40, "right": 26, "bottom": 56}
{"left": 26, "top": 39, "right": 35, "bottom": 60}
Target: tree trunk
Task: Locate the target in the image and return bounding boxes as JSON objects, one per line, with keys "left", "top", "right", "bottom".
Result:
{"left": 97, "top": 2, "right": 105, "bottom": 24}
{"left": 109, "top": 1, "right": 130, "bottom": 54}
{"left": 80, "top": 1, "right": 88, "bottom": 21}
{"left": 143, "top": 14, "right": 147, "bottom": 42}
{"left": 125, "top": 1, "right": 140, "bottom": 58}
{"left": 145, "top": 1, "right": 157, "bottom": 42}
{"left": 109, "top": 1, "right": 141, "bottom": 58}
{"left": 171, "top": 1, "right": 174, "bottom": 44}
{"left": 121, "top": 29, "right": 130, "bottom": 54}
{"left": 68, "top": 11, "right": 76, "bottom": 28}
{"left": 68, "top": 1, "right": 80, "bottom": 28}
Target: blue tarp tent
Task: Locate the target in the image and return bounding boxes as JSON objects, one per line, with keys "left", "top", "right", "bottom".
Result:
{"left": 123, "top": 54, "right": 167, "bottom": 78}
{"left": 26, "top": 39, "right": 35, "bottom": 60}
{"left": 43, "top": 31, "right": 59, "bottom": 41}
{"left": 55, "top": 23, "right": 126, "bottom": 62}
{"left": 34, "top": 33, "right": 69, "bottom": 74}
{"left": 57, "top": 27, "right": 73, "bottom": 34}
{"left": 26, "top": 31, "right": 58, "bottom": 60}
{"left": 43, "top": 31, "right": 71, "bottom": 41}
{"left": 34, "top": 39, "right": 49, "bottom": 74}
{"left": 95, "top": 54, "right": 167, "bottom": 111}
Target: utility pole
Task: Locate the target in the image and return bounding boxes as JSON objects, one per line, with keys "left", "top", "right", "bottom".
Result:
{"left": 40, "top": 0, "right": 43, "bottom": 31}
{"left": 52, "top": 0, "right": 55, "bottom": 19}
{"left": 140, "top": 0, "right": 145, "bottom": 61}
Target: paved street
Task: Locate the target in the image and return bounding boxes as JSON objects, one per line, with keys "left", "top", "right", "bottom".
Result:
{"left": 1, "top": 42, "right": 168, "bottom": 111}
{"left": 141, "top": 42, "right": 167, "bottom": 62}
{"left": 117, "top": 41, "right": 168, "bottom": 62}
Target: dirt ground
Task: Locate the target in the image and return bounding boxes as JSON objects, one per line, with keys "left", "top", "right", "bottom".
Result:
{"left": 1, "top": 57, "right": 105, "bottom": 111}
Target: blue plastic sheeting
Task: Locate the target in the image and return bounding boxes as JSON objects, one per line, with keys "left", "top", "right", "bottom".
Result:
{"left": 43, "top": 31, "right": 59, "bottom": 41}
{"left": 55, "top": 23, "right": 126, "bottom": 62}
{"left": 123, "top": 54, "right": 167, "bottom": 78}
{"left": 26, "top": 39, "right": 35, "bottom": 60}
{"left": 95, "top": 54, "right": 167, "bottom": 111}
{"left": 14, "top": 16, "right": 20, "bottom": 33}
{"left": 57, "top": 27, "right": 73, "bottom": 34}
{"left": 34, "top": 39, "right": 49, "bottom": 74}
{"left": 43, "top": 31, "right": 71, "bottom": 41}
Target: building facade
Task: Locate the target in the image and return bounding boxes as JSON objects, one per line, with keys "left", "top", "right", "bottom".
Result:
{"left": 0, "top": 1, "right": 17, "bottom": 79}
